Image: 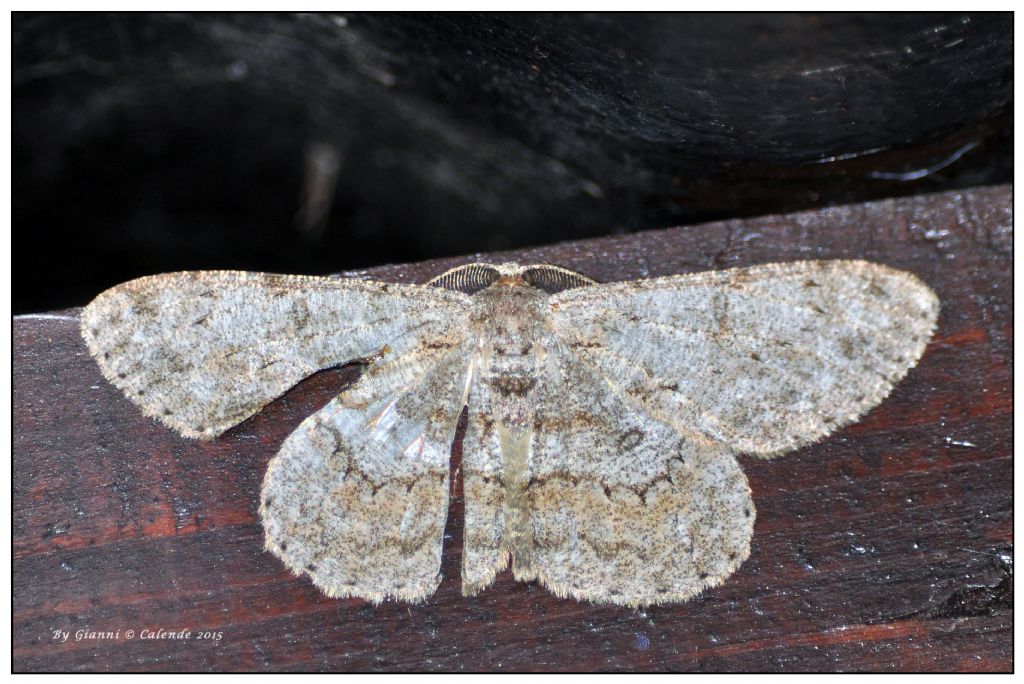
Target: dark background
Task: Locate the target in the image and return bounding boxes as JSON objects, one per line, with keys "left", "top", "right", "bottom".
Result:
{"left": 13, "top": 12, "right": 1012, "bottom": 314}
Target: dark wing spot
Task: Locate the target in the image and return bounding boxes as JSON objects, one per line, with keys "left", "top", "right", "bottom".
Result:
{"left": 839, "top": 337, "right": 857, "bottom": 358}
{"left": 617, "top": 428, "right": 645, "bottom": 452}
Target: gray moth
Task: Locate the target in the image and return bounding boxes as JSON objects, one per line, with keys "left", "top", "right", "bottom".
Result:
{"left": 80, "top": 259, "right": 939, "bottom": 606}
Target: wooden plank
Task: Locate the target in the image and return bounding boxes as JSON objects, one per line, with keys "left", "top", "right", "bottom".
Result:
{"left": 13, "top": 185, "right": 1011, "bottom": 672}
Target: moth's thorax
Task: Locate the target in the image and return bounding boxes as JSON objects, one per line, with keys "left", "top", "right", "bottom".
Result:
{"left": 470, "top": 276, "right": 551, "bottom": 421}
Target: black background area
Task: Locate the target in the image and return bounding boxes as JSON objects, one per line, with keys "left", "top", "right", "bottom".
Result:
{"left": 13, "top": 12, "right": 1012, "bottom": 313}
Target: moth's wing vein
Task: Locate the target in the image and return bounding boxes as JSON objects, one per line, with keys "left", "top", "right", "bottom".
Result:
{"left": 550, "top": 260, "right": 939, "bottom": 456}
{"left": 521, "top": 341, "right": 754, "bottom": 606}
{"left": 260, "top": 338, "right": 474, "bottom": 604}
{"left": 79, "top": 270, "right": 470, "bottom": 439}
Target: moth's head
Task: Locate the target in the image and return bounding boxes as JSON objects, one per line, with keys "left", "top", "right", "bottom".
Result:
{"left": 428, "top": 262, "right": 597, "bottom": 295}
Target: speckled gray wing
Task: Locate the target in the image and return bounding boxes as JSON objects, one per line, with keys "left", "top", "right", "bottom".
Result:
{"left": 460, "top": 374, "right": 506, "bottom": 596}
{"left": 461, "top": 363, "right": 533, "bottom": 597}
{"left": 80, "top": 271, "right": 469, "bottom": 439}
{"left": 260, "top": 337, "right": 474, "bottom": 603}
{"left": 550, "top": 260, "right": 939, "bottom": 457}
{"left": 520, "top": 342, "right": 754, "bottom": 606}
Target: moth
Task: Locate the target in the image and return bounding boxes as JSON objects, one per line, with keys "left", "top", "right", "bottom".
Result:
{"left": 80, "top": 260, "right": 938, "bottom": 606}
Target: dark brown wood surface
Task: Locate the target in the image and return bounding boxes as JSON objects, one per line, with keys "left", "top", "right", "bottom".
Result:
{"left": 13, "top": 186, "right": 1012, "bottom": 672}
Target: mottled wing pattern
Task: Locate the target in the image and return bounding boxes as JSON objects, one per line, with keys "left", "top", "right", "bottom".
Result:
{"left": 461, "top": 368, "right": 511, "bottom": 596}
{"left": 80, "top": 271, "right": 469, "bottom": 439}
{"left": 81, "top": 259, "right": 939, "bottom": 607}
{"left": 260, "top": 336, "right": 475, "bottom": 603}
{"left": 523, "top": 342, "right": 753, "bottom": 606}
{"left": 550, "top": 260, "right": 939, "bottom": 456}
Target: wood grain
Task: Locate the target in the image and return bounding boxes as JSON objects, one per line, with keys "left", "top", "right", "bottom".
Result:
{"left": 14, "top": 185, "right": 1011, "bottom": 672}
